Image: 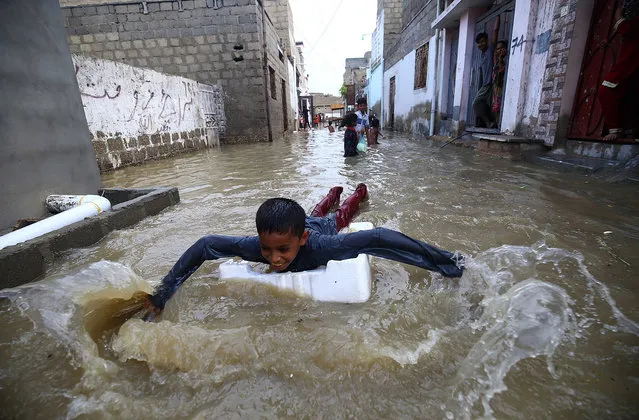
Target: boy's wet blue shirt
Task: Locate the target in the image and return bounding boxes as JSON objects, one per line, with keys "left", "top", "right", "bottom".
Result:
{"left": 148, "top": 214, "right": 464, "bottom": 310}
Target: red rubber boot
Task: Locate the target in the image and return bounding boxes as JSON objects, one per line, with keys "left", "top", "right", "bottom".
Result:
{"left": 311, "top": 186, "right": 343, "bottom": 217}
{"left": 335, "top": 183, "right": 368, "bottom": 230}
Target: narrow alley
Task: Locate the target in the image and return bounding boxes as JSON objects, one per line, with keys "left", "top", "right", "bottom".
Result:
{"left": 1, "top": 130, "right": 637, "bottom": 418}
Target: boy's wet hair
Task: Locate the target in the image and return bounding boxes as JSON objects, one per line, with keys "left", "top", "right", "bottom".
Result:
{"left": 256, "top": 198, "right": 306, "bottom": 238}
{"left": 356, "top": 97, "right": 367, "bottom": 106}
{"left": 475, "top": 32, "right": 488, "bottom": 43}
{"left": 342, "top": 112, "right": 358, "bottom": 127}
{"left": 370, "top": 115, "right": 380, "bottom": 128}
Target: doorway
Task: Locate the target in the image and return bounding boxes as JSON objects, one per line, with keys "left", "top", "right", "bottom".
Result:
{"left": 466, "top": 1, "right": 515, "bottom": 130}
{"left": 446, "top": 34, "right": 459, "bottom": 120}
{"left": 568, "top": 0, "right": 638, "bottom": 141}
{"left": 389, "top": 76, "right": 396, "bottom": 129}
{"left": 281, "top": 79, "right": 288, "bottom": 132}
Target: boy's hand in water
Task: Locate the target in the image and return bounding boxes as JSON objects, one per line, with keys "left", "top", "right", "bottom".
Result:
{"left": 141, "top": 295, "right": 162, "bottom": 321}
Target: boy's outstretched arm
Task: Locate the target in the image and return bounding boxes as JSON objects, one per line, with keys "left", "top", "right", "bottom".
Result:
{"left": 309, "top": 228, "right": 464, "bottom": 277}
{"left": 145, "top": 235, "right": 265, "bottom": 317}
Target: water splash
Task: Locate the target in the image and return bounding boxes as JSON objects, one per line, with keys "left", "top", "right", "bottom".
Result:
{"left": 452, "top": 279, "right": 575, "bottom": 418}
{"left": 0, "top": 260, "right": 153, "bottom": 367}
{"left": 446, "top": 242, "right": 637, "bottom": 418}
{"left": 378, "top": 329, "right": 441, "bottom": 366}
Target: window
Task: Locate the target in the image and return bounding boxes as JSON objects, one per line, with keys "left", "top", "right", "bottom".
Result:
{"left": 414, "top": 43, "right": 428, "bottom": 90}
{"left": 269, "top": 66, "right": 277, "bottom": 100}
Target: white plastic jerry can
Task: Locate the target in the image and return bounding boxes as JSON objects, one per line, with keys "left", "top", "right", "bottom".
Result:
{"left": 218, "top": 222, "right": 374, "bottom": 303}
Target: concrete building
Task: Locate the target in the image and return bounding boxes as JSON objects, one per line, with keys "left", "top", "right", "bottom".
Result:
{"left": 295, "top": 42, "right": 310, "bottom": 97}
{"left": 311, "top": 93, "right": 342, "bottom": 119}
{"left": 369, "top": 0, "right": 638, "bottom": 160}
{"left": 343, "top": 53, "right": 370, "bottom": 108}
{"left": 264, "top": 0, "right": 307, "bottom": 131}
{"left": 381, "top": 0, "right": 438, "bottom": 135}
{"left": 61, "top": 0, "right": 300, "bottom": 143}
{"left": 1, "top": 0, "right": 102, "bottom": 233}
{"left": 365, "top": 3, "right": 386, "bottom": 119}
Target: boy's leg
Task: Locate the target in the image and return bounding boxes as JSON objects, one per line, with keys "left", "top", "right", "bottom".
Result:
{"left": 335, "top": 183, "right": 368, "bottom": 230}
{"left": 311, "top": 186, "right": 343, "bottom": 217}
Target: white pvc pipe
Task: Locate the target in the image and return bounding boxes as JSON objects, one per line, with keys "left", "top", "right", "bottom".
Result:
{"left": 0, "top": 195, "right": 111, "bottom": 250}
{"left": 45, "top": 194, "right": 107, "bottom": 214}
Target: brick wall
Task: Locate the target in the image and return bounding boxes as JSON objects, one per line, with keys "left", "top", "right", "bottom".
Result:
{"left": 382, "top": 0, "right": 403, "bottom": 65}
{"left": 263, "top": 0, "right": 293, "bottom": 55}
{"left": 258, "top": 4, "right": 289, "bottom": 137}
{"left": 385, "top": 0, "right": 435, "bottom": 70}
{"left": 534, "top": 0, "right": 577, "bottom": 144}
{"left": 63, "top": 0, "right": 291, "bottom": 143}
{"left": 263, "top": 0, "right": 296, "bottom": 130}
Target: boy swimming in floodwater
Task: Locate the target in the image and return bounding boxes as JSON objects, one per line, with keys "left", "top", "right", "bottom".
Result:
{"left": 142, "top": 184, "right": 463, "bottom": 319}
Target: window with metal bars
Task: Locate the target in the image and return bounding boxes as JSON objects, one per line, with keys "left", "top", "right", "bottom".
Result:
{"left": 414, "top": 43, "right": 428, "bottom": 90}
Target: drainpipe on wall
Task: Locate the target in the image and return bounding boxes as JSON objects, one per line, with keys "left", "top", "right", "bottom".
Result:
{"left": 259, "top": 0, "right": 273, "bottom": 142}
{"left": 430, "top": 0, "right": 442, "bottom": 137}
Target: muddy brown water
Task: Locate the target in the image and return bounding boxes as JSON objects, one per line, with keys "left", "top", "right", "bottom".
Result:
{"left": 1, "top": 130, "right": 638, "bottom": 419}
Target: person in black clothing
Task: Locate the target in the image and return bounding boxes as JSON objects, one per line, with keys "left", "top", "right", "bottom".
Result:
{"left": 342, "top": 112, "right": 359, "bottom": 157}
{"left": 302, "top": 107, "right": 311, "bottom": 130}
{"left": 141, "top": 186, "right": 464, "bottom": 319}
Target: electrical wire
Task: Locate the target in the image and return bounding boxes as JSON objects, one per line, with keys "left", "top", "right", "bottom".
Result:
{"left": 306, "top": 0, "right": 345, "bottom": 53}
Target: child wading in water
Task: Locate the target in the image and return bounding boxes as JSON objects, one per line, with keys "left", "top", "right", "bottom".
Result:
{"left": 342, "top": 113, "right": 359, "bottom": 157}
{"left": 369, "top": 115, "right": 383, "bottom": 144}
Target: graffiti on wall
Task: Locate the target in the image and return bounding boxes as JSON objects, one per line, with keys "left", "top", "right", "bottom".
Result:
{"left": 74, "top": 56, "right": 225, "bottom": 137}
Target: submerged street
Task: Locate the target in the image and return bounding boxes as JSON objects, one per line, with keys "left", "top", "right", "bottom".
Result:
{"left": 1, "top": 130, "right": 638, "bottom": 418}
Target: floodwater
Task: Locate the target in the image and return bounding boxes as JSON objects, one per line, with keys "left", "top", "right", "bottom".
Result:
{"left": 1, "top": 130, "right": 638, "bottom": 419}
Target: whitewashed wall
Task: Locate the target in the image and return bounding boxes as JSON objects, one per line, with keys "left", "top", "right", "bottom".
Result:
{"left": 288, "top": 59, "right": 298, "bottom": 130}
{"left": 520, "top": 0, "right": 558, "bottom": 131}
{"left": 74, "top": 55, "right": 224, "bottom": 138}
{"left": 382, "top": 35, "right": 437, "bottom": 134}
{"left": 73, "top": 55, "right": 225, "bottom": 172}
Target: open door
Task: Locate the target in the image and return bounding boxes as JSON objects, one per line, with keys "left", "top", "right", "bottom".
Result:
{"left": 568, "top": 0, "right": 638, "bottom": 141}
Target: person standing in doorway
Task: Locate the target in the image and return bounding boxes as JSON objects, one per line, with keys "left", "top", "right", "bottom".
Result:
{"left": 491, "top": 39, "right": 508, "bottom": 125}
{"left": 472, "top": 16, "right": 501, "bottom": 128}
{"left": 302, "top": 106, "right": 311, "bottom": 130}
{"left": 369, "top": 115, "right": 384, "bottom": 144}
{"left": 597, "top": 5, "right": 639, "bottom": 141}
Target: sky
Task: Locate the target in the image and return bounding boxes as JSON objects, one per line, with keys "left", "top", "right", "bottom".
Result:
{"left": 288, "top": 0, "right": 378, "bottom": 96}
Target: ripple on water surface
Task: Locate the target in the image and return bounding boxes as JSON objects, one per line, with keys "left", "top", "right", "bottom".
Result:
{"left": 1, "top": 131, "right": 638, "bottom": 418}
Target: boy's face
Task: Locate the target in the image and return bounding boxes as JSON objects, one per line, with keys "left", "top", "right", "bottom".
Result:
{"left": 357, "top": 102, "right": 367, "bottom": 113}
{"left": 258, "top": 229, "right": 310, "bottom": 272}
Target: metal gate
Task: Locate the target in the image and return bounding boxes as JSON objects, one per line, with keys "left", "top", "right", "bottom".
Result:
{"left": 568, "top": 0, "right": 626, "bottom": 139}
{"left": 467, "top": 1, "right": 514, "bottom": 129}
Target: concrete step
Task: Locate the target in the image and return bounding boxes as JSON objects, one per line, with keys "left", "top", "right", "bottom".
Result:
{"left": 472, "top": 133, "right": 545, "bottom": 160}
{"left": 535, "top": 155, "right": 617, "bottom": 174}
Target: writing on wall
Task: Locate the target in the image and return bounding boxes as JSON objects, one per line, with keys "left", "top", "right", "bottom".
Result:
{"left": 74, "top": 55, "right": 225, "bottom": 138}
